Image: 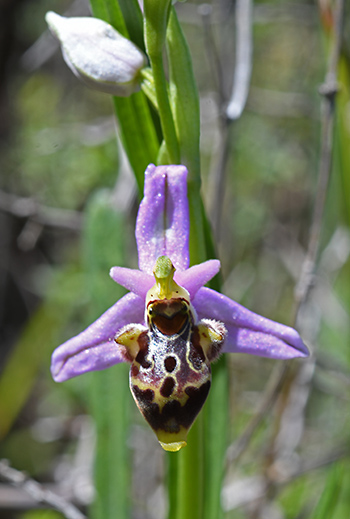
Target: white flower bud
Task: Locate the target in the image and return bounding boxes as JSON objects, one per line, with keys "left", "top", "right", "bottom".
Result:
{"left": 45, "top": 12, "right": 146, "bottom": 96}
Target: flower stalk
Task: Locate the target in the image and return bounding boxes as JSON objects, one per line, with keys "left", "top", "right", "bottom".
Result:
{"left": 176, "top": 418, "right": 204, "bottom": 519}
{"left": 144, "top": 0, "right": 180, "bottom": 164}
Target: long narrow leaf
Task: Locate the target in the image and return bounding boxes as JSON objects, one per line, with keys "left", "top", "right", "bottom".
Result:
{"left": 89, "top": 0, "right": 160, "bottom": 193}
{"left": 83, "top": 191, "right": 132, "bottom": 519}
{"left": 0, "top": 289, "right": 76, "bottom": 439}
{"left": 118, "top": 0, "right": 145, "bottom": 51}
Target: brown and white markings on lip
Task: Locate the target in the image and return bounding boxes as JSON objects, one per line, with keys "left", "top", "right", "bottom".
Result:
{"left": 115, "top": 256, "right": 227, "bottom": 452}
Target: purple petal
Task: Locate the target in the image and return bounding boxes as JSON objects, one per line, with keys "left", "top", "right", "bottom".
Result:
{"left": 136, "top": 164, "right": 190, "bottom": 274}
{"left": 110, "top": 266, "right": 154, "bottom": 298}
{"left": 193, "top": 288, "right": 309, "bottom": 359}
{"left": 175, "top": 260, "right": 221, "bottom": 299}
{"left": 51, "top": 293, "right": 144, "bottom": 382}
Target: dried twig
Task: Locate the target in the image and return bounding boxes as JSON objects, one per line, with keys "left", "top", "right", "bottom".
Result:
{"left": 21, "top": 0, "right": 89, "bottom": 72}
{"left": 226, "top": 362, "right": 289, "bottom": 464}
{"left": 209, "top": 0, "right": 253, "bottom": 238}
{"left": 294, "top": 0, "right": 344, "bottom": 314}
{"left": 0, "top": 190, "right": 82, "bottom": 231}
{"left": 0, "top": 460, "right": 86, "bottom": 519}
{"left": 226, "top": 0, "right": 253, "bottom": 121}
{"left": 227, "top": 0, "right": 345, "bottom": 482}
{"left": 223, "top": 443, "right": 350, "bottom": 512}
{"left": 243, "top": 2, "right": 345, "bottom": 516}
{"left": 199, "top": 4, "right": 226, "bottom": 104}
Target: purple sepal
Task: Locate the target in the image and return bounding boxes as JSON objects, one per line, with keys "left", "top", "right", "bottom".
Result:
{"left": 135, "top": 164, "right": 190, "bottom": 274}
{"left": 224, "top": 325, "right": 307, "bottom": 359}
{"left": 110, "top": 266, "right": 154, "bottom": 298}
{"left": 175, "top": 260, "right": 220, "bottom": 299}
{"left": 51, "top": 293, "right": 144, "bottom": 382}
{"left": 193, "top": 287, "right": 309, "bottom": 359}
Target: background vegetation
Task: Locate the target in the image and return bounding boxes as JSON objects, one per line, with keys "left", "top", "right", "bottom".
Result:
{"left": 0, "top": 0, "right": 349, "bottom": 518}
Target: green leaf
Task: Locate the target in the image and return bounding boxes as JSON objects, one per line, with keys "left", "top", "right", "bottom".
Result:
{"left": 82, "top": 190, "right": 132, "bottom": 519}
{"left": 89, "top": 0, "right": 160, "bottom": 193}
{"left": 0, "top": 262, "right": 83, "bottom": 441}
{"left": 203, "top": 357, "right": 229, "bottom": 519}
{"left": 118, "top": 0, "right": 145, "bottom": 51}
{"left": 93, "top": 0, "right": 128, "bottom": 36}
{"left": 167, "top": 8, "right": 200, "bottom": 182}
{"left": 311, "top": 463, "right": 345, "bottom": 519}
{"left": 144, "top": 0, "right": 180, "bottom": 164}
{"left": 166, "top": 7, "right": 209, "bottom": 265}
{"left": 113, "top": 93, "right": 160, "bottom": 192}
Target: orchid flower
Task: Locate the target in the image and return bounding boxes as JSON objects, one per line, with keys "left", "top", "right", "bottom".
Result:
{"left": 51, "top": 164, "right": 308, "bottom": 452}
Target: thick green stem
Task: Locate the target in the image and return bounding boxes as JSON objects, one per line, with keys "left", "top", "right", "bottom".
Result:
{"left": 144, "top": 0, "right": 180, "bottom": 164}
{"left": 187, "top": 183, "right": 207, "bottom": 266}
{"left": 167, "top": 8, "right": 200, "bottom": 180}
{"left": 147, "top": 52, "right": 180, "bottom": 164}
{"left": 89, "top": 0, "right": 159, "bottom": 193}
{"left": 170, "top": 415, "right": 204, "bottom": 519}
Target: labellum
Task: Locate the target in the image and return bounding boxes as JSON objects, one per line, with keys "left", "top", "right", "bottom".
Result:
{"left": 115, "top": 256, "right": 226, "bottom": 452}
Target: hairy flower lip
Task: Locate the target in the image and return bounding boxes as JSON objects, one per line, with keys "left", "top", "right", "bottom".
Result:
{"left": 51, "top": 163, "right": 308, "bottom": 384}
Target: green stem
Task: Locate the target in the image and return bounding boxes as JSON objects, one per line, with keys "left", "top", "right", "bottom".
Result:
{"left": 187, "top": 181, "right": 207, "bottom": 266}
{"left": 174, "top": 415, "right": 204, "bottom": 519}
{"left": 89, "top": 0, "right": 159, "bottom": 193}
{"left": 148, "top": 52, "right": 180, "bottom": 164}
{"left": 143, "top": 0, "right": 180, "bottom": 164}
{"left": 203, "top": 358, "right": 229, "bottom": 519}
{"left": 167, "top": 8, "right": 200, "bottom": 180}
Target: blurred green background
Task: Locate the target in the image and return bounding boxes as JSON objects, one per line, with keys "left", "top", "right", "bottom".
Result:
{"left": 0, "top": 0, "right": 350, "bottom": 518}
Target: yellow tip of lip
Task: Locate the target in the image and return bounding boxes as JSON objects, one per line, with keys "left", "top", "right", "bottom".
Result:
{"left": 159, "top": 441, "right": 187, "bottom": 452}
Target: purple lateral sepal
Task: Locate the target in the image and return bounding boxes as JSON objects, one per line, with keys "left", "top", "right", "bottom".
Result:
{"left": 135, "top": 164, "right": 190, "bottom": 274}
{"left": 193, "top": 287, "right": 308, "bottom": 359}
{"left": 51, "top": 293, "right": 144, "bottom": 381}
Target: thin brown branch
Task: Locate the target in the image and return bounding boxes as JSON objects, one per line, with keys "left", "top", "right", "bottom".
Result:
{"left": 223, "top": 443, "right": 350, "bottom": 512}
{"left": 208, "top": 122, "right": 232, "bottom": 240}
{"left": 0, "top": 190, "right": 82, "bottom": 231}
{"left": 199, "top": 3, "right": 226, "bottom": 105}
{"left": 294, "top": 0, "right": 344, "bottom": 314}
{"left": 208, "top": 0, "right": 253, "bottom": 238}
{"left": 226, "top": 0, "right": 253, "bottom": 120}
{"left": 226, "top": 362, "right": 289, "bottom": 464}
{"left": 289, "top": 444, "right": 350, "bottom": 481}
{"left": 226, "top": 0, "right": 345, "bottom": 481}
{"left": 244, "top": 3, "right": 345, "bottom": 516}
{"left": 0, "top": 460, "right": 86, "bottom": 519}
